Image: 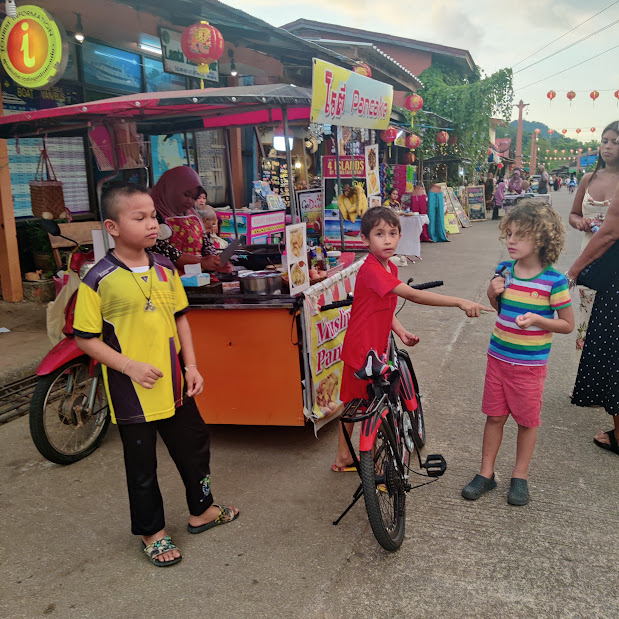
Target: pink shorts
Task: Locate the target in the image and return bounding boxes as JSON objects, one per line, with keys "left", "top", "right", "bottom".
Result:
{"left": 482, "top": 355, "right": 548, "bottom": 428}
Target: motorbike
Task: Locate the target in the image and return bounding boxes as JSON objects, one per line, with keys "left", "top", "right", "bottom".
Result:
{"left": 29, "top": 220, "right": 110, "bottom": 464}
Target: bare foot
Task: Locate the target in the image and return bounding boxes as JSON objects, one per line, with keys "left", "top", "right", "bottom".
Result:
{"left": 188, "top": 504, "right": 239, "bottom": 528}
{"left": 142, "top": 529, "right": 181, "bottom": 563}
{"left": 594, "top": 429, "right": 619, "bottom": 445}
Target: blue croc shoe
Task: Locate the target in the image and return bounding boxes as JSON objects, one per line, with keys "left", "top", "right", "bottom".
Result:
{"left": 461, "top": 473, "right": 497, "bottom": 500}
{"left": 507, "top": 478, "right": 529, "bottom": 506}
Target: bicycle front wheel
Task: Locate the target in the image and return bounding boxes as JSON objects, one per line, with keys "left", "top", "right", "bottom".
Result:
{"left": 360, "top": 416, "right": 406, "bottom": 551}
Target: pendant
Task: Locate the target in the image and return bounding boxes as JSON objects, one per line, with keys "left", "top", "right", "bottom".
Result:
{"left": 144, "top": 299, "right": 156, "bottom": 312}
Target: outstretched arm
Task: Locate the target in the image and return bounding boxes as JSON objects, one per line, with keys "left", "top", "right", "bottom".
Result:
{"left": 392, "top": 283, "right": 494, "bottom": 317}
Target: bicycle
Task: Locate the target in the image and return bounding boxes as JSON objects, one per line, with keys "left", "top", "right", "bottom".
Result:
{"left": 325, "top": 279, "right": 447, "bottom": 551}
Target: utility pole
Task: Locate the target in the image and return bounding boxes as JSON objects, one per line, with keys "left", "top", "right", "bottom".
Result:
{"left": 529, "top": 133, "right": 537, "bottom": 174}
{"left": 514, "top": 100, "right": 529, "bottom": 169}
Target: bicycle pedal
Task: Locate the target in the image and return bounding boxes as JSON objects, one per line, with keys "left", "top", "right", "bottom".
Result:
{"left": 422, "top": 453, "right": 447, "bottom": 477}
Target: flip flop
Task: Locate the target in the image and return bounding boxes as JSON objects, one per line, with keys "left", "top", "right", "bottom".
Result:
{"left": 594, "top": 430, "right": 619, "bottom": 455}
{"left": 187, "top": 505, "right": 240, "bottom": 534}
{"left": 331, "top": 463, "right": 357, "bottom": 472}
{"left": 142, "top": 535, "right": 182, "bottom": 567}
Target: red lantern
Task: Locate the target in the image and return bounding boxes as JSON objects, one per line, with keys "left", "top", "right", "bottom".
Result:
{"left": 591, "top": 127, "right": 596, "bottom": 134}
{"left": 181, "top": 21, "right": 225, "bottom": 74}
{"left": 548, "top": 129, "right": 555, "bottom": 135}
{"left": 567, "top": 91, "right": 576, "bottom": 105}
{"left": 448, "top": 134, "right": 458, "bottom": 145}
{"left": 404, "top": 93, "right": 423, "bottom": 112}
{"left": 405, "top": 134, "right": 421, "bottom": 150}
{"left": 380, "top": 127, "right": 398, "bottom": 143}
{"left": 570, "top": 149, "right": 574, "bottom": 153}
{"left": 546, "top": 90, "right": 556, "bottom": 103}
{"left": 497, "top": 162, "right": 504, "bottom": 169}
{"left": 436, "top": 131, "right": 449, "bottom": 144}
{"left": 534, "top": 128, "right": 541, "bottom": 135}
{"left": 554, "top": 150, "right": 558, "bottom": 154}
{"left": 353, "top": 63, "right": 372, "bottom": 78}
{"left": 590, "top": 90, "right": 599, "bottom": 104}
{"left": 615, "top": 90, "right": 619, "bottom": 106}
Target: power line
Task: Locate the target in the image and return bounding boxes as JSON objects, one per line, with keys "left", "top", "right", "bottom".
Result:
{"left": 515, "top": 43, "right": 619, "bottom": 91}
{"left": 514, "top": 19, "right": 619, "bottom": 74}
{"left": 511, "top": 0, "right": 619, "bottom": 68}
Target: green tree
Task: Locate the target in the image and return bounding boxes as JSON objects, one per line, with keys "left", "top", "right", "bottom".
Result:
{"left": 404, "top": 59, "right": 513, "bottom": 179}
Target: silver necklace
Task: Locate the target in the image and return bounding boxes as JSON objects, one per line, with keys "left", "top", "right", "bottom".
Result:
{"left": 113, "top": 252, "right": 156, "bottom": 312}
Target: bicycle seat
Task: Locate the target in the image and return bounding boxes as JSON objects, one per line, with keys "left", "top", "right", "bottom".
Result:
{"left": 354, "top": 349, "right": 391, "bottom": 380}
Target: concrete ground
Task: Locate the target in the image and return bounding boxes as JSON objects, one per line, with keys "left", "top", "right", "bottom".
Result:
{"left": 1, "top": 189, "right": 618, "bottom": 618}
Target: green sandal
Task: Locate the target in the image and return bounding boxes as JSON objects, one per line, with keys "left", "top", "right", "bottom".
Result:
{"left": 187, "top": 505, "right": 240, "bottom": 534}
{"left": 142, "top": 535, "right": 182, "bottom": 567}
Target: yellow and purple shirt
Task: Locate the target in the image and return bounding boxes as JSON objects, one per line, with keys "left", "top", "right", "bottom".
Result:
{"left": 488, "top": 261, "right": 572, "bottom": 366}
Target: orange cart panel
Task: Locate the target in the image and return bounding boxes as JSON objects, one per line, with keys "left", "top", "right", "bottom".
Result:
{"left": 188, "top": 308, "right": 305, "bottom": 426}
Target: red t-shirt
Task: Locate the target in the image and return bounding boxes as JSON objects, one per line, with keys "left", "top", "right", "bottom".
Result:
{"left": 341, "top": 253, "right": 401, "bottom": 371}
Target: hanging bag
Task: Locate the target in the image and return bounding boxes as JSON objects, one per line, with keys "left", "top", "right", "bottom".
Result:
{"left": 576, "top": 241, "right": 619, "bottom": 291}
{"left": 29, "top": 149, "right": 66, "bottom": 219}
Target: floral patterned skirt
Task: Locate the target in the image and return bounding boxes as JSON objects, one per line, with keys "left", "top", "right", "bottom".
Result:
{"left": 575, "top": 285, "right": 596, "bottom": 359}
{"left": 572, "top": 281, "right": 619, "bottom": 415}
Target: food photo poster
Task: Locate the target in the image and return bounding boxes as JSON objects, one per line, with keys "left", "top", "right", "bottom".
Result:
{"left": 285, "top": 223, "right": 310, "bottom": 295}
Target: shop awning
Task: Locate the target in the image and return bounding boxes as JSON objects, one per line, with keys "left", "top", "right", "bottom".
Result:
{"left": 0, "top": 84, "right": 313, "bottom": 138}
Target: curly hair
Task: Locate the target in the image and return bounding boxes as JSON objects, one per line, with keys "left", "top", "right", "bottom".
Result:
{"left": 498, "top": 199, "right": 566, "bottom": 266}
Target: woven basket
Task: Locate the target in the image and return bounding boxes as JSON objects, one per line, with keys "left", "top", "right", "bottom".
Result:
{"left": 30, "top": 150, "right": 66, "bottom": 219}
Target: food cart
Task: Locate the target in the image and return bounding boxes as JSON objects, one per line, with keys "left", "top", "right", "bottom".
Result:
{"left": 0, "top": 82, "right": 369, "bottom": 428}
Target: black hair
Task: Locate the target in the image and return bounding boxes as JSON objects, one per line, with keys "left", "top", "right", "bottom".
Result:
{"left": 361, "top": 206, "right": 401, "bottom": 237}
{"left": 101, "top": 183, "right": 150, "bottom": 221}
{"left": 590, "top": 120, "right": 619, "bottom": 183}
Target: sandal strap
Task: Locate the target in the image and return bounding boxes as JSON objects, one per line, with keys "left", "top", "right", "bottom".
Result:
{"left": 215, "top": 505, "right": 236, "bottom": 524}
{"left": 143, "top": 535, "right": 178, "bottom": 559}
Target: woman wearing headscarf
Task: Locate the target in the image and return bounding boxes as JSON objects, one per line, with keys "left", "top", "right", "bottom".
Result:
{"left": 492, "top": 177, "right": 506, "bottom": 220}
{"left": 150, "top": 166, "right": 229, "bottom": 273}
{"left": 507, "top": 169, "right": 524, "bottom": 194}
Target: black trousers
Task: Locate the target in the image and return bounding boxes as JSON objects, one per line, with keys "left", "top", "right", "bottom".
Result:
{"left": 117, "top": 397, "right": 214, "bottom": 536}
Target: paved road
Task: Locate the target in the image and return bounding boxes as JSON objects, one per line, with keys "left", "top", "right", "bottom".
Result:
{"left": 2, "top": 190, "right": 618, "bottom": 618}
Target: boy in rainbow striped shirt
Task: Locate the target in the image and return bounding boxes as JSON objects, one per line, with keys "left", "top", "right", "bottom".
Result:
{"left": 462, "top": 201, "right": 575, "bottom": 506}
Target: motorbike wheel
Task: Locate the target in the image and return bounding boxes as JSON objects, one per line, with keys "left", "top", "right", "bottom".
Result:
{"left": 29, "top": 359, "right": 110, "bottom": 465}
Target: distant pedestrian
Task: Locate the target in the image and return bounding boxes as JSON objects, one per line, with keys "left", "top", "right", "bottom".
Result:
{"left": 462, "top": 200, "right": 574, "bottom": 505}
{"left": 507, "top": 169, "right": 524, "bottom": 194}
{"left": 492, "top": 178, "right": 505, "bottom": 220}
{"left": 538, "top": 166, "right": 550, "bottom": 194}
{"left": 73, "top": 184, "right": 239, "bottom": 568}
{"left": 553, "top": 175, "right": 560, "bottom": 192}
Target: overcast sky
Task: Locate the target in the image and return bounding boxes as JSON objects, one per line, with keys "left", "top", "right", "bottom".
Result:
{"left": 232, "top": 0, "right": 619, "bottom": 141}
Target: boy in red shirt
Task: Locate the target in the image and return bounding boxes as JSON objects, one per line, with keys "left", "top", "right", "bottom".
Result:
{"left": 333, "top": 207, "right": 493, "bottom": 471}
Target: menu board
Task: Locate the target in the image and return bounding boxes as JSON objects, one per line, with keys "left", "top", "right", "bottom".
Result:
{"left": 365, "top": 144, "right": 380, "bottom": 198}
{"left": 437, "top": 183, "right": 471, "bottom": 228}
{"left": 286, "top": 223, "right": 309, "bottom": 295}
{"left": 466, "top": 185, "right": 486, "bottom": 221}
{"left": 7, "top": 138, "right": 90, "bottom": 218}
{"left": 296, "top": 189, "right": 323, "bottom": 240}
{"left": 261, "top": 158, "right": 291, "bottom": 209}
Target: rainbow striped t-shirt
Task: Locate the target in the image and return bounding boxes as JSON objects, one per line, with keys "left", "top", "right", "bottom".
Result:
{"left": 488, "top": 261, "right": 572, "bottom": 366}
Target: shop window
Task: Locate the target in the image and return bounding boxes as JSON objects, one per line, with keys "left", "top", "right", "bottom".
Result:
{"left": 144, "top": 57, "right": 187, "bottom": 92}
{"left": 82, "top": 42, "right": 142, "bottom": 93}
{"left": 150, "top": 134, "right": 191, "bottom": 184}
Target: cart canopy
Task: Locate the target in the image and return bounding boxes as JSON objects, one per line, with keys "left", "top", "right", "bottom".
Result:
{"left": 0, "top": 83, "right": 312, "bottom": 138}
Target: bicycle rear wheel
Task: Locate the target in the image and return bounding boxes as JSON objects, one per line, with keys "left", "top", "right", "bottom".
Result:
{"left": 360, "top": 415, "right": 406, "bottom": 551}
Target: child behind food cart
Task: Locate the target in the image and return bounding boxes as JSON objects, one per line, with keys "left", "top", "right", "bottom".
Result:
{"left": 73, "top": 183, "right": 238, "bottom": 568}
{"left": 198, "top": 204, "right": 229, "bottom": 252}
{"left": 331, "top": 207, "right": 494, "bottom": 471}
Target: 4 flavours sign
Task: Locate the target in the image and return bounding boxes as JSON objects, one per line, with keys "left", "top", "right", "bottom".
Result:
{"left": 0, "top": 5, "right": 68, "bottom": 88}
{"left": 311, "top": 58, "right": 393, "bottom": 130}
{"left": 160, "top": 27, "right": 218, "bottom": 83}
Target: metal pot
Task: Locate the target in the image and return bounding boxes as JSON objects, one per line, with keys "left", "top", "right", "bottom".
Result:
{"left": 238, "top": 270, "right": 282, "bottom": 295}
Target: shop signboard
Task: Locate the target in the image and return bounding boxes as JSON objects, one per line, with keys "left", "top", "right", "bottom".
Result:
{"left": 365, "top": 144, "right": 380, "bottom": 198}
{"left": 286, "top": 223, "right": 310, "bottom": 295}
{"left": 444, "top": 213, "right": 460, "bottom": 234}
{"left": 1, "top": 79, "right": 82, "bottom": 113}
{"left": 322, "top": 155, "right": 365, "bottom": 179}
{"left": 466, "top": 185, "right": 486, "bottom": 221}
{"left": 0, "top": 5, "right": 68, "bottom": 89}
{"left": 302, "top": 261, "right": 362, "bottom": 422}
{"left": 311, "top": 58, "right": 393, "bottom": 130}
{"left": 296, "top": 189, "right": 323, "bottom": 240}
{"left": 159, "top": 27, "right": 218, "bottom": 83}
{"left": 82, "top": 41, "right": 141, "bottom": 93}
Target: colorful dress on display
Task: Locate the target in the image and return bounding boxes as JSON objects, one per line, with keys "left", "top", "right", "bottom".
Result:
{"left": 574, "top": 188, "right": 612, "bottom": 359}
{"left": 411, "top": 194, "right": 431, "bottom": 242}
{"left": 427, "top": 191, "right": 448, "bottom": 242}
